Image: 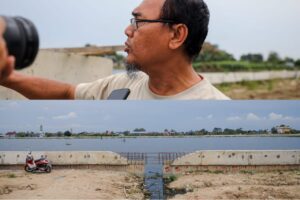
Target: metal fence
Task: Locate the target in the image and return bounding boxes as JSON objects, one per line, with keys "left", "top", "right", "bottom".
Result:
{"left": 118, "top": 152, "right": 189, "bottom": 165}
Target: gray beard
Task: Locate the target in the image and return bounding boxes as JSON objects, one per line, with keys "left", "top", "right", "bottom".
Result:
{"left": 125, "top": 62, "right": 141, "bottom": 79}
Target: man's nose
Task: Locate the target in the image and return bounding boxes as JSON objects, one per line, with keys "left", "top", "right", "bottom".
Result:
{"left": 125, "top": 24, "right": 134, "bottom": 38}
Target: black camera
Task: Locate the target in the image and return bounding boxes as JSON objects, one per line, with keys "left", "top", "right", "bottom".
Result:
{"left": 2, "top": 16, "right": 39, "bottom": 70}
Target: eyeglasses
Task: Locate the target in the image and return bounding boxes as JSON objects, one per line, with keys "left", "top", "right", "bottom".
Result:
{"left": 130, "top": 18, "right": 177, "bottom": 30}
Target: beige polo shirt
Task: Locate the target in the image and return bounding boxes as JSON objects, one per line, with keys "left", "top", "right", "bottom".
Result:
{"left": 75, "top": 72, "right": 230, "bottom": 100}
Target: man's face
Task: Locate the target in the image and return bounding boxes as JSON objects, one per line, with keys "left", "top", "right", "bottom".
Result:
{"left": 124, "top": 0, "right": 171, "bottom": 74}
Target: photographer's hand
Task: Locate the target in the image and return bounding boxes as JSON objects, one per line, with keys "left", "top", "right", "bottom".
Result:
{"left": 0, "top": 17, "right": 15, "bottom": 83}
{"left": 1, "top": 17, "right": 75, "bottom": 100}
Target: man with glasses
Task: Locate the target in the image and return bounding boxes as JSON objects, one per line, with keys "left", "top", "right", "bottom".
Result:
{"left": 0, "top": 0, "right": 230, "bottom": 100}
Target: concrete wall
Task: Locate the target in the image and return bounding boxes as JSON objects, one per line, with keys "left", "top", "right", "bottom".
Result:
{"left": 0, "top": 151, "right": 127, "bottom": 165}
{"left": 172, "top": 150, "right": 300, "bottom": 166}
{"left": 203, "top": 70, "right": 300, "bottom": 84}
{"left": 2, "top": 150, "right": 300, "bottom": 175}
{"left": 164, "top": 150, "right": 300, "bottom": 175}
{"left": 0, "top": 151, "right": 145, "bottom": 175}
{"left": 0, "top": 50, "right": 113, "bottom": 100}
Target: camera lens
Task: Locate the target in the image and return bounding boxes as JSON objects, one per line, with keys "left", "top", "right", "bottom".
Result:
{"left": 2, "top": 16, "right": 39, "bottom": 69}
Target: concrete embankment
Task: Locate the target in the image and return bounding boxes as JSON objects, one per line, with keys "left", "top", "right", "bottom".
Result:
{"left": 203, "top": 70, "right": 300, "bottom": 84}
{"left": 2, "top": 151, "right": 300, "bottom": 175}
{"left": 0, "top": 151, "right": 144, "bottom": 175}
{"left": 164, "top": 150, "right": 300, "bottom": 175}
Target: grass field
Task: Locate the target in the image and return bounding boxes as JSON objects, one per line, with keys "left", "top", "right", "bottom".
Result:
{"left": 193, "top": 61, "right": 298, "bottom": 72}
{"left": 216, "top": 78, "right": 300, "bottom": 99}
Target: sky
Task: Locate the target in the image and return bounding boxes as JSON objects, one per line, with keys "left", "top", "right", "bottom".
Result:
{"left": 0, "top": 101, "right": 300, "bottom": 133}
{"left": 1, "top": 0, "right": 300, "bottom": 60}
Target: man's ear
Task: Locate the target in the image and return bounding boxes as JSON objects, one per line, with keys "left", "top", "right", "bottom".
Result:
{"left": 169, "top": 24, "right": 188, "bottom": 50}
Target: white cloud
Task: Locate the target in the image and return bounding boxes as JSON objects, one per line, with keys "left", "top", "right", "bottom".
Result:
{"left": 268, "top": 112, "right": 283, "bottom": 120}
{"left": 69, "top": 123, "right": 82, "bottom": 128}
{"left": 283, "top": 116, "right": 294, "bottom": 120}
{"left": 8, "top": 102, "right": 19, "bottom": 107}
{"left": 0, "top": 102, "right": 19, "bottom": 111}
{"left": 268, "top": 113, "right": 300, "bottom": 121}
{"left": 103, "top": 115, "right": 112, "bottom": 121}
{"left": 246, "top": 113, "right": 260, "bottom": 121}
{"left": 53, "top": 112, "right": 77, "bottom": 120}
{"left": 225, "top": 112, "right": 300, "bottom": 123}
{"left": 207, "top": 114, "right": 213, "bottom": 119}
{"left": 227, "top": 116, "right": 242, "bottom": 121}
{"left": 37, "top": 116, "right": 45, "bottom": 120}
{"left": 43, "top": 107, "right": 50, "bottom": 111}
{"left": 195, "top": 116, "right": 203, "bottom": 120}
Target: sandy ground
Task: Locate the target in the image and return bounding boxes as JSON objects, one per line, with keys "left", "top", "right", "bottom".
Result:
{"left": 217, "top": 78, "right": 300, "bottom": 99}
{"left": 167, "top": 170, "right": 300, "bottom": 200}
{"left": 0, "top": 169, "right": 144, "bottom": 199}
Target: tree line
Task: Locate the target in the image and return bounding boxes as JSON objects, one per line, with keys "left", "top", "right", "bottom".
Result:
{"left": 196, "top": 43, "right": 299, "bottom": 64}
{"left": 4, "top": 126, "right": 299, "bottom": 138}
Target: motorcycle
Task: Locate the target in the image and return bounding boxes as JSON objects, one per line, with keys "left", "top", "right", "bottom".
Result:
{"left": 25, "top": 152, "right": 52, "bottom": 173}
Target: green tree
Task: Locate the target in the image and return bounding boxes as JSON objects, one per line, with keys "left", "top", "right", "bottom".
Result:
{"left": 240, "top": 53, "right": 264, "bottom": 63}
{"left": 16, "top": 132, "right": 26, "bottom": 137}
{"left": 236, "top": 128, "right": 244, "bottom": 134}
{"left": 134, "top": 128, "right": 146, "bottom": 132}
{"left": 294, "top": 59, "right": 300, "bottom": 67}
{"left": 284, "top": 57, "right": 294, "bottom": 63}
{"left": 57, "top": 132, "right": 63, "bottom": 137}
{"left": 212, "top": 128, "right": 223, "bottom": 134}
{"left": 271, "top": 127, "right": 277, "bottom": 134}
{"left": 123, "top": 131, "right": 130, "bottom": 136}
{"left": 64, "top": 131, "right": 72, "bottom": 137}
{"left": 45, "top": 132, "right": 53, "bottom": 137}
{"left": 196, "top": 43, "right": 235, "bottom": 62}
{"left": 267, "top": 52, "right": 281, "bottom": 64}
{"left": 223, "top": 128, "right": 235, "bottom": 135}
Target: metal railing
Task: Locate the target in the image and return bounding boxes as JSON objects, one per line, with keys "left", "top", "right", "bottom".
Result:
{"left": 118, "top": 152, "right": 189, "bottom": 165}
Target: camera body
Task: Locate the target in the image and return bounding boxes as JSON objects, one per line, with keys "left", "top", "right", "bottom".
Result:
{"left": 2, "top": 16, "right": 39, "bottom": 69}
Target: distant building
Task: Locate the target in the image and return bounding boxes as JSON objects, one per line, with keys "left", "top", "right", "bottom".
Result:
{"left": 163, "top": 129, "right": 177, "bottom": 136}
{"left": 5, "top": 132, "right": 16, "bottom": 138}
{"left": 285, "top": 62, "right": 295, "bottom": 68}
{"left": 105, "top": 130, "right": 114, "bottom": 135}
{"left": 132, "top": 131, "right": 146, "bottom": 135}
{"left": 39, "top": 125, "right": 44, "bottom": 138}
{"left": 276, "top": 125, "right": 292, "bottom": 134}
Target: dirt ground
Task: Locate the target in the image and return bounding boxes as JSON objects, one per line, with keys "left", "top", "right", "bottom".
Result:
{"left": 216, "top": 78, "right": 300, "bottom": 99}
{"left": 167, "top": 170, "right": 300, "bottom": 200}
{"left": 0, "top": 169, "right": 144, "bottom": 199}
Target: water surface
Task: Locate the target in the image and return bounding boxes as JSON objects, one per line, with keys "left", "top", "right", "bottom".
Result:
{"left": 1, "top": 137, "right": 299, "bottom": 152}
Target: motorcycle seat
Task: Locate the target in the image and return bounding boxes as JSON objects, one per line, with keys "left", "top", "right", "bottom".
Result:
{"left": 35, "top": 158, "right": 45, "bottom": 162}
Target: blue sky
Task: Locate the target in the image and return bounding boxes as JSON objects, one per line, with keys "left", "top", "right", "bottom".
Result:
{"left": 0, "top": 101, "right": 299, "bottom": 133}
{"left": 1, "top": 0, "right": 300, "bottom": 60}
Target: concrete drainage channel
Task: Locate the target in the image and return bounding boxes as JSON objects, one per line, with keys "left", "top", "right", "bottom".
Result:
{"left": 120, "top": 151, "right": 300, "bottom": 200}
{"left": 120, "top": 152, "right": 189, "bottom": 199}
{"left": 144, "top": 156, "right": 164, "bottom": 199}
{"left": 119, "top": 152, "right": 164, "bottom": 199}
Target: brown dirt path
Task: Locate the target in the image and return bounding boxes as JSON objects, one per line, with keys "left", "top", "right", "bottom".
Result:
{"left": 167, "top": 170, "right": 300, "bottom": 199}
{"left": 0, "top": 169, "right": 144, "bottom": 199}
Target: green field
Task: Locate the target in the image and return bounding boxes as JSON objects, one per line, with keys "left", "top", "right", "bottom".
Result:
{"left": 193, "top": 61, "right": 297, "bottom": 72}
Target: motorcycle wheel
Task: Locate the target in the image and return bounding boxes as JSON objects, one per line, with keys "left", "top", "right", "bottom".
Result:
{"left": 24, "top": 165, "right": 31, "bottom": 172}
{"left": 45, "top": 165, "right": 52, "bottom": 173}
